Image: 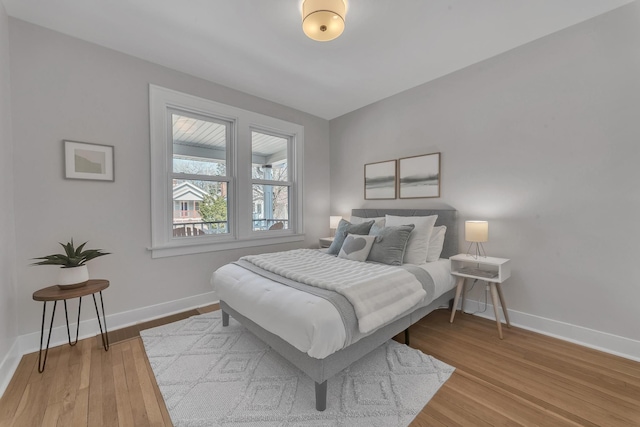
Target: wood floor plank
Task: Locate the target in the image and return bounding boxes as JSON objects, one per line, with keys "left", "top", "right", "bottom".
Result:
{"left": 57, "top": 346, "right": 83, "bottom": 427}
{"left": 122, "top": 341, "right": 151, "bottom": 427}
{"left": 111, "top": 343, "right": 135, "bottom": 427}
{"left": 142, "top": 341, "right": 173, "bottom": 426}
{"left": 46, "top": 345, "right": 71, "bottom": 407}
{"left": 100, "top": 338, "right": 119, "bottom": 427}
{"left": 0, "top": 352, "right": 37, "bottom": 421}
{"left": 131, "top": 338, "right": 166, "bottom": 427}
{"left": 39, "top": 401, "right": 62, "bottom": 427}
{"left": 70, "top": 386, "right": 89, "bottom": 427}
{"left": 78, "top": 338, "right": 92, "bottom": 391}
{"left": 87, "top": 336, "right": 104, "bottom": 427}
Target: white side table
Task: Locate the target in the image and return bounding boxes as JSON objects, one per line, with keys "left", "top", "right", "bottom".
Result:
{"left": 449, "top": 254, "right": 512, "bottom": 339}
{"left": 319, "top": 237, "right": 334, "bottom": 248}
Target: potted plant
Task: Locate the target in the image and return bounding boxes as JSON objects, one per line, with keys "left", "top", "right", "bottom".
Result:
{"left": 33, "top": 239, "right": 110, "bottom": 289}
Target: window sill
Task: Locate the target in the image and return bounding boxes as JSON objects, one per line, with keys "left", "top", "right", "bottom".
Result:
{"left": 148, "top": 233, "right": 305, "bottom": 258}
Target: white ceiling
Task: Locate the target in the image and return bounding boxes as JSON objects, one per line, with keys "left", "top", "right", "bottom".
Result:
{"left": 2, "top": 0, "right": 633, "bottom": 120}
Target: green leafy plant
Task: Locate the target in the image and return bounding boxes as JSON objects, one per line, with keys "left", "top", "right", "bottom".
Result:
{"left": 32, "top": 239, "right": 110, "bottom": 268}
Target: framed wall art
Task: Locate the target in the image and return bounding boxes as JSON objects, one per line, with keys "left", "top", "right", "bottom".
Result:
{"left": 398, "top": 152, "right": 440, "bottom": 198}
{"left": 64, "top": 140, "right": 114, "bottom": 181}
{"left": 364, "top": 160, "right": 397, "bottom": 200}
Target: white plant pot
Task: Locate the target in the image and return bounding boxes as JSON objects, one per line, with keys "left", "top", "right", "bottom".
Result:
{"left": 58, "top": 265, "right": 89, "bottom": 289}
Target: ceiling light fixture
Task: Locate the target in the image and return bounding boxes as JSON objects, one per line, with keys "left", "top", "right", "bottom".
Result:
{"left": 302, "top": 0, "right": 347, "bottom": 42}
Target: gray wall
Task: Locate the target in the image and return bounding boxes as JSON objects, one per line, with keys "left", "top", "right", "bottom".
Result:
{"left": 9, "top": 19, "right": 330, "bottom": 336}
{"left": 0, "top": 3, "right": 17, "bottom": 371}
{"left": 330, "top": 3, "right": 640, "bottom": 344}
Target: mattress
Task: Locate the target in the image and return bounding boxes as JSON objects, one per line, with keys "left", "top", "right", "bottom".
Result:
{"left": 211, "top": 257, "right": 456, "bottom": 359}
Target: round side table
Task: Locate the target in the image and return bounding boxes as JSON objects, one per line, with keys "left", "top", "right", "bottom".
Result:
{"left": 32, "top": 279, "right": 110, "bottom": 373}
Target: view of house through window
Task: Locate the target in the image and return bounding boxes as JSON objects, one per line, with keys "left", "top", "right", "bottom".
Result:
{"left": 172, "top": 112, "right": 230, "bottom": 238}
{"left": 251, "top": 131, "right": 290, "bottom": 231}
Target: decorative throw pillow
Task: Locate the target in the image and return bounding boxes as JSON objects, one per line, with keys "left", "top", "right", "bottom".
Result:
{"left": 350, "top": 216, "right": 386, "bottom": 228}
{"left": 327, "top": 219, "right": 375, "bottom": 255}
{"left": 367, "top": 224, "right": 415, "bottom": 266}
{"left": 426, "top": 225, "right": 447, "bottom": 262}
{"left": 338, "top": 234, "right": 376, "bottom": 262}
{"left": 385, "top": 215, "right": 438, "bottom": 265}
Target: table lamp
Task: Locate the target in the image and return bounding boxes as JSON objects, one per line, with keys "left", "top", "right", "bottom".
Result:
{"left": 465, "top": 220, "right": 488, "bottom": 259}
{"left": 329, "top": 216, "right": 342, "bottom": 237}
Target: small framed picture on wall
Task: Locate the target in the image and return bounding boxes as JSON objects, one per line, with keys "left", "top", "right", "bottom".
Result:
{"left": 64, "top": 140, "right": 114, "bottom": 181}
{"left": 398, "top": 152, "right": 440, "bottom": 198}
{"left": 364, "top": 160, "right": 397, "bottom": 200}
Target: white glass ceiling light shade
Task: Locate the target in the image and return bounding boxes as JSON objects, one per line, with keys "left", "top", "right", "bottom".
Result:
{"left": 465, "top": 221, "right": 488, "bottom": 258}
{"left": 302, "top": 0, "right": 347, "bottom": 42}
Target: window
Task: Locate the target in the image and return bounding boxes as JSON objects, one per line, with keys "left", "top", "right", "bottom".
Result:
{"left": 171, "top": 110, "right": 231, "bottom": 235}
{"left": 251, "top": 130, "right": 290, "bottom": 231}
{"left": 149, "top": 85, "right": 304, "bottom": 258}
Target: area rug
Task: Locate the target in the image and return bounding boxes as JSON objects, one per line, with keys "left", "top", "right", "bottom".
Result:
{"left": 140, "top": 311, "right": 454, "bottom": 426}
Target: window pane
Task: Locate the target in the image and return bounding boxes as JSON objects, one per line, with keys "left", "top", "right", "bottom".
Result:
{"left": 173, "top": 179, "right": 228, "bottom": 236}
{"left": 252, "top": 131, "right": 288, "bottom": 181}
{"left": 173, "top": 113, "right": 227, "bottom": 176}
{"left": 252, "top": 184, "right": 289, "bottom": 231}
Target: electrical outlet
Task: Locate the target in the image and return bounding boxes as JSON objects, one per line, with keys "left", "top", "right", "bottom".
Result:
{"left": 485, "top": 284, "right": 490, "bottom": 291}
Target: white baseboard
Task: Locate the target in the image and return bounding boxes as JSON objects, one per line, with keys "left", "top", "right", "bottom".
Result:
{"left": 462, "top": 297, "right": 640, "bottom": 362}
{"left": 0, "top": 338, "right": 22, "bottom": 399}
{"left": 0, "top": 290, "right": 219, "bottom": 399}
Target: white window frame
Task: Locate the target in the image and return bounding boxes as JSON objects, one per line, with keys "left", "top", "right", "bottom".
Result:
{"left": 149, "top": 85, "right": 304, "bottom": 258}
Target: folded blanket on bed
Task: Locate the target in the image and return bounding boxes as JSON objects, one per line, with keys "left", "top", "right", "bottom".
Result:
{"left": 239, "top": 249, "right": 427, "bottom": 334}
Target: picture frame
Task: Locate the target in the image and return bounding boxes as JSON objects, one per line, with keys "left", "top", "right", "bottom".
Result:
{"left": 64, "top": 140, "right": 114, "bottom": 181}
{"left": 364, "top": 160, "right": 397, "bottom": 200}
{"left": 398, "top": 152, "right": 440, "bottom": 198}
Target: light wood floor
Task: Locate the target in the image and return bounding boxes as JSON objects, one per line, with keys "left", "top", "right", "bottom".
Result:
{"left": 1, "top": 306, "right": 638, "bottom": 426}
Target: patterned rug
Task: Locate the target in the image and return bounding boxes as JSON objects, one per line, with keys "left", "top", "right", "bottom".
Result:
{"left": 140, "top": 311, "right": 454, "bottom": 426}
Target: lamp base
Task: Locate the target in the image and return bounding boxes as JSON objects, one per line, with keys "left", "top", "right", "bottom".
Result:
{"left": 466, "top": 242, "right": 487, "bottom": 259}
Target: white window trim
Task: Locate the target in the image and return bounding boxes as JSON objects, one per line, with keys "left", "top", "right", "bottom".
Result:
{"left": 149, "top": 85, "right": 304, "bottom": 258}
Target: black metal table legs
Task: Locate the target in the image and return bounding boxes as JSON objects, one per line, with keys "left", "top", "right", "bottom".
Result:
{"left": 92, "top": 291, "right": 110, "bottom": 351}
{"left": 37, "top": 293, "right": 109, "bottom": 373}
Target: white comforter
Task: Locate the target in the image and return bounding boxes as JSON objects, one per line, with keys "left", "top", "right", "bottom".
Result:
{"left": 211, "top": 257, "right": 455, "bottom": 359}
{"left": 241, "top": 249, "right": 426, "bottom": 334}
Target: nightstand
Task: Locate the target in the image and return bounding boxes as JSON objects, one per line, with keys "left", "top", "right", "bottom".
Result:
{"left": 319, "top": 237, "right": 334, "bottom": 248}
{"left": 449, "top": 254, "right": 511, "bottom": 339}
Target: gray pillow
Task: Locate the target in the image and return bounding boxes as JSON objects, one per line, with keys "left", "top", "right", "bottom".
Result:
{"left": 367, "top": 224, "right": 415, "bottom": 265}
{"left": 338, "top": 234, "right": 376, "bottom": 262}
{"left": 327, "top": 219, "right": 375, "bottom": 255}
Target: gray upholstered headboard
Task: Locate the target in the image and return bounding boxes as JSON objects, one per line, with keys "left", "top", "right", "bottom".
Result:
{"left": 350, "top": 208, "right": 458, "bottom": 259}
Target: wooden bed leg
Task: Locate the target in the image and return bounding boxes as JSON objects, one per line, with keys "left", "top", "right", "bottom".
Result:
{"left": 315, "top": 381, "right": 327, "bottom": 411}
{"left": 222, "top": 310, "right": 229, "bottom": 327}
{"left": 404, "top": 328, "right": 410, "bottom": 346}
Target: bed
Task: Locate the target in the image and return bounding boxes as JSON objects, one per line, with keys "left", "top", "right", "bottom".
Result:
{"left": 211, "top": 208, "right": 458, "bottom": 410}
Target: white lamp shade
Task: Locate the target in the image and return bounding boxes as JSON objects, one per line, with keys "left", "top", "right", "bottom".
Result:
{"left": 302, "top": 0, "right": 347, "bottom": 42}
{"left": 465, "top": 221, "right": 488, "bottom": 243}
{"left": 329, "top": 216, "right": 342, "bottom": 229}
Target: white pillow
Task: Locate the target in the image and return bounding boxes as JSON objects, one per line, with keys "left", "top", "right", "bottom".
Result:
{"left": 385, "top": 215, "right": 437, "bottom": 265}
{"left": 338, "top": 234, "right": 376, "bottom": 262}
{"left": 350, "top": 216, "right": 385, "bottom": 228}
{"left": 426, "top": 225, "right": 447, "bottom": 262}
